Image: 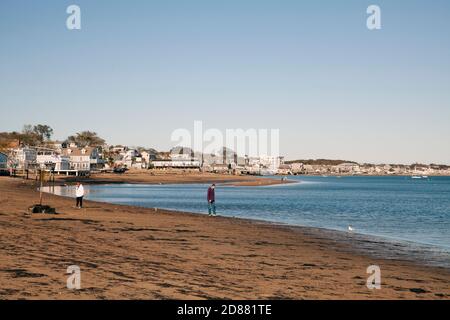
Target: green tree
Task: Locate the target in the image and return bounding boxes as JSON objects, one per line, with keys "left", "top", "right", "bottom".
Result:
{"left": 33, "top": 124, "right": 53, "bottom": 141}
{"left": 67, "top": 131, "right": 106, "bottom": 147}
{"left": 21, "top": 125, "right": 42, "bottom": 146}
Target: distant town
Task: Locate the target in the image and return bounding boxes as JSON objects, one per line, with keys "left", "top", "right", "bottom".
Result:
{"left": 1, "top": 125, "right": 450, "bottom": 177}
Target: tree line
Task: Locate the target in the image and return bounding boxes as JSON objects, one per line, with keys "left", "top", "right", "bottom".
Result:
{"left": 0, "top": 124, "right": 106, "bottom": 150}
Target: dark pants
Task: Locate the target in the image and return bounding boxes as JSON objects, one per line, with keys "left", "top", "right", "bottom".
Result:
{"left": 76, "top": 197, "right": 83, "bottom": 208}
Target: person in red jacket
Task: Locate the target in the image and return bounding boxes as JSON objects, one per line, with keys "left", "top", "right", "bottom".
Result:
{"left": 207, "top": 184, "right": 216, "bottom": 216}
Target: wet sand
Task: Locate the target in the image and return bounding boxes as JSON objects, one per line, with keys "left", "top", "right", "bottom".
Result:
{"left": 54, "top": 170, "right": 294, "bottom": 187}
{"left": 0, "top": 176, "right": 449, "bottom": 300}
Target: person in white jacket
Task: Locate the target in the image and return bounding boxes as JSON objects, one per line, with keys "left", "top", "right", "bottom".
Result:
{"left": 75, "top": 182, "right": 85, "bottom": 209}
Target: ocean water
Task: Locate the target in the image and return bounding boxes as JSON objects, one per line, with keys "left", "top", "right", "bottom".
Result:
{"left": 46, "top": 176, "right": 450, "bottom": 265}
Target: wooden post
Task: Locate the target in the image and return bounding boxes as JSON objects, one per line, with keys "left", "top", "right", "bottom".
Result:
{"left": 39, "top": 170, "right": 44, "bottom": 206}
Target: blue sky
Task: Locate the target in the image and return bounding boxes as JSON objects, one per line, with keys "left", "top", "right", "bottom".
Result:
{"left": 1, "top": 0, "right": 449, "bottom": 163}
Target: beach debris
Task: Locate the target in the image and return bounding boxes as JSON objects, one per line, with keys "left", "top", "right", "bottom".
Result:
{"left": 30, "top": 168, "right": 56, "bottom": 214}
{"left": 409, "top": 288, "right": 429, "bottom": 294}
{"left": 113, "top": 167, "right": 126, "bottom": 174}
{"left": 348, "top": 225, "right": 354, "bottom": 232}
{"left": 28, "top": 204, "right": 56, "bottom": 214}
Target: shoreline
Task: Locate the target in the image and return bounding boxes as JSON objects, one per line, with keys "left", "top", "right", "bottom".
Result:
{"left": 52, "top": 171, "right": 297, "bottom": 187}
{"left": 48, "top": 174, "right": 450, "bottom": 258}
{"left": 44, "top": 183, "right": 450, "bottom": 270}
{"left": 1, "top": 175, "right": 449, "bottom": 299}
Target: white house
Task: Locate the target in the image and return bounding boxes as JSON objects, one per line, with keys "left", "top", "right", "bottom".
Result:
{"left": 36, "top": 149, "right": 70, "bottom": 172}
{"left": 171, "top": 153, "right": 193, "bottom": 161}
{"left": 247, "top": 156, "right": 284, "bottom": 170}
{"left": 152, "top": 158, "right": 201, "bottom": 169}
{"left": 62, "top": 147, "right": 101, "bottom": 172}
{"left": 130, "top": 156, "right": 144, "bottom": 169}
{"left": 334, "top": 162, "right": 360, "bottom": 174}
{"left": 121, "top": 149, "right": 139, "bottom": 168}
{"left": 141, "top": 150, "right": 158, "bottom": 168}
{"left": 211, "top": 163, "right": 230, "bottom": 173}
{"left": 12, "top": 147, "right": 37, "bottom": 169}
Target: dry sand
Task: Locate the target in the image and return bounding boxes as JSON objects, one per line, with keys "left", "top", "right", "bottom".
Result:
{"left": 0, "top": 174, "right": 449, "bottom": 300}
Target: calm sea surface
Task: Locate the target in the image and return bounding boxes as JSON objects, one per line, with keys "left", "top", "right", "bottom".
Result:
{"left": 46, "top": 176, "right": 450, "bottom": 265}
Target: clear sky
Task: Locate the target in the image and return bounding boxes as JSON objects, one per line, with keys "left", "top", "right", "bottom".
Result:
{"left": 1, "top": 0, "right": 449, "bottom": 164}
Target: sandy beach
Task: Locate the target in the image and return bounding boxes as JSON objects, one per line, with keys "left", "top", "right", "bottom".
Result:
{"left": 0, "top": 174, "right": 449, "bottom": 300}
{"left": 53, "top": 170, "right": 294, "bottom": 187}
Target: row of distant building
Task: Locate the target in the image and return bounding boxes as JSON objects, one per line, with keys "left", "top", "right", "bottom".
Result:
{"left": 107, "top": 145, "right": 285, "bottom": 175}
{"left": 1, "top": 142, "right": 450, "bottom": 177}
{"left": 289, "top": 162, "right": 450, "bottom": 176}
{"left": 0, "top": 144, "right": 102, "bottom": 176}
{"left": 0, "top": 142, "right": 285, "bottom": 176}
